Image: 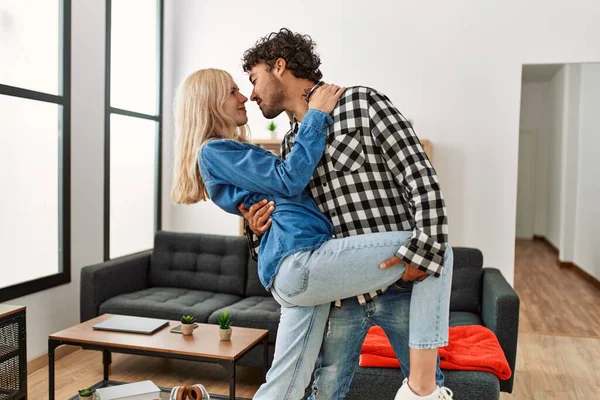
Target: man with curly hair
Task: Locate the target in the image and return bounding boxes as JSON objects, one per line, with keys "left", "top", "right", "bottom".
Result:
{"left": 239, "top": 28, "right": 453, "bottom": 400}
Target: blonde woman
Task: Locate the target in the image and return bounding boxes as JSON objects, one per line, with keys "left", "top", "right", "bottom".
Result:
{"left": 172, "top": 69, "right": 451, "bottom": 400}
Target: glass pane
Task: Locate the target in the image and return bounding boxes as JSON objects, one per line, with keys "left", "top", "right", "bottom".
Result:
{"left": 111, "top": 0, "right": 158, "bottom": 115}
{"left": 109, "top": 114, "right": 156, "bottom": 259}
{"left": 0, "top": 95, "right": 60, "bottom": 289}
{"left": 0, "top": 0, "right": 60, "bottom": 94}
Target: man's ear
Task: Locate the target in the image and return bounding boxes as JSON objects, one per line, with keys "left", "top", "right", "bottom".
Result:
{"left": 274, "top": 58, "right": 287, "bottom": 77}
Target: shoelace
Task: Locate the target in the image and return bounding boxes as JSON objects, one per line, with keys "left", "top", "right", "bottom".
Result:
{"left": 438, "top": 386, "right": 453, "bottom": 399}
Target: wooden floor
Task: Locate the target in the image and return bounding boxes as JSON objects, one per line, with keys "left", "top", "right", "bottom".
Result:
{"left": 28, "top": 239, "right": 600, "bottom": 399}
{"left": 499, "top": 333, "right": 600, "bottom": 400}
{"left": 514, "top": 238, "right": 600, "bottom": 337}
{"left": 502, "top": 239, "right": 599, "bottom": 400}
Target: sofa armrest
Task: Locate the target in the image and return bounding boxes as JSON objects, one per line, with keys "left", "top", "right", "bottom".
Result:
{"left": 481, "top": 267, "right": 520, "bottom": 393}
{"left": 80, "top": 251, "right": 152, "bottom": 322}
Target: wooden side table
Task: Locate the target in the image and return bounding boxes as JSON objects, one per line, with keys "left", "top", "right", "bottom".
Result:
{"left": 0, "top": 305, "right": 27, "bottom": 400}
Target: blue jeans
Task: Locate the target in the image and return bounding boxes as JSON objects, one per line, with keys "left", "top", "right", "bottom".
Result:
{"left": 310, "top": 246, "right": 453, "bottom": 399}
{"left": 253, "top": 232, "right": 452, "bottom": 399}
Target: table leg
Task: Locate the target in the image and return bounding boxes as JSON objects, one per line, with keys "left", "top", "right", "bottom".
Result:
{"left": 48, "top": 340, "right": 60, "bottom": 400}
{"left": 102, "top": 350, "right": 112, "bottom": 381}
{"left": 263, "top": 337, "right": 269, "bottom": 381}
{"left": 217, "top": 360, "right": 236, "bottom": 400}
{"left": 229, "top": 361, "right": 236, "bottom": 400}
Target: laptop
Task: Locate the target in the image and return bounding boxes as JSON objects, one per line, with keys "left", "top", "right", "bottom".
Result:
{"left": 93, "top": 315, "right": 170, "bottom": 335}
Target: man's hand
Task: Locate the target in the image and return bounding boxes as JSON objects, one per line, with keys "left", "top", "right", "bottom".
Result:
{"left": 379, "top": 257, "right": 429, "bottom": 282}
{"left": 238, "top": 199, "right": 274, "bottom": 237}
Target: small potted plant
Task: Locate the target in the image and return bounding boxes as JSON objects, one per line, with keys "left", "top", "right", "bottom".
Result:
{"left": 267, "top": 121, "right": 277, "bottom": 140}
{"left": 180, "top": 315, "right": 196, "bottom": 336}
{"left": 217, "top": 310, "right": 233, "bottom": 341}
{"left": 78, "top": 388, "right": 94, "bottom": 399}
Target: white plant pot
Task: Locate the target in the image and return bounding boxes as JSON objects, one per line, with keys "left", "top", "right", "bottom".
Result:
{"left": 219, "top": 328, "right": 232, "bottom": 341}
{"left": 181, "top": 324, "right": 194, "bottom": 336}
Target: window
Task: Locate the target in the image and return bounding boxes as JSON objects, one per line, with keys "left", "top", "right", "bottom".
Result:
{"left": 0, "top": 0, "right": 71, "bottom": 302}
{"left": 105, "top": 0, "right": 163, "bottom": 259}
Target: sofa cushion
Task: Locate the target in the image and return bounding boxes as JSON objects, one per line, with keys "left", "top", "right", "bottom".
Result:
{"left": 208, "top": 296, "right": 280, "bottom": 344}
{"left": 348, "top": 368, "right": 500, "bottom": 400}
{"left": 450, "top": 247, "right": 484, "bottom": 313}
{"left": 245, "top": 257, "right": 270, "bottom": 297}
{"left": 99, "top": 287, "right": 241, "bottom": 323}
{"left": 449, "top": 311, "right": 483, "bottom": 327}
{"left": 149, "top": 231, "right": 248, "bottom": 296}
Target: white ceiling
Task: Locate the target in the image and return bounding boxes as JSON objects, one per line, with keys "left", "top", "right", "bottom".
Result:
{"left": 521, "top": 64, "right": 564, "bottom": 82}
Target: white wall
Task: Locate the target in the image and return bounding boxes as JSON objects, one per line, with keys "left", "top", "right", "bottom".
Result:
{"left": 1, "top": 0, "right": 105, "bottom": 359}
{"left": 559, "top": 64, "right": 582, "bottom": 262}
{"left": 574, "top": 64, "right": 600, "bottom": 280}
{"left": 519, "top": 83, "right": 550, "bottom": 133}
{"left": 531, "top": 64, "right": 582, "bottom": 262}
{"left": 517, "top": 82, "right": 550, "bottom": 238}
{"left": 162, "top": 0, "right": 600, "bottom": 285}
{"left": 546, "top": 67, "right": 567, "bottom": 248}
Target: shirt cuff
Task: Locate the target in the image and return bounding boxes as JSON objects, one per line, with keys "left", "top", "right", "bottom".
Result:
{"left": 244, "top": 220, "right": 261, "bottom": 261}
{"left": 396, "top": 229, "right": 446, "bottom": 277}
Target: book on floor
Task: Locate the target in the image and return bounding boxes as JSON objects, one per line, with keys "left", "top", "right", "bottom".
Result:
{"left": 94, "top": 380, "right": 160, "bottom": 400}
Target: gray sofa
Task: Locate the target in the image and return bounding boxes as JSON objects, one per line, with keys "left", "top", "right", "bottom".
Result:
{"left": 81, "top": 231, "right": 278, "bottom": 367}
{"left": 80, "top": 231, "right": 519, "bottom": 400}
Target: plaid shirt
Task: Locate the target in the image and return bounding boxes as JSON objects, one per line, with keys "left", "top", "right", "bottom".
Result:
{"left": 245, "top": 85, "right": 448, "bottom": 304}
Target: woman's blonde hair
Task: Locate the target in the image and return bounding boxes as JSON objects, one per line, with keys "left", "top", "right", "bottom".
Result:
{"left": 171, "top": 68, "right": 249, "bottom": 204}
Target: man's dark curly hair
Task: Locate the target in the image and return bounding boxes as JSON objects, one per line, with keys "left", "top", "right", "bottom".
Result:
{"left": 242, "top": 28, "right": 323, "bottom": 83}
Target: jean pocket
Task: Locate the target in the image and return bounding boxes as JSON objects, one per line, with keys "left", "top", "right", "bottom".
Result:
{"left": 274, "top": 259, "right": 310, "bottom": 298}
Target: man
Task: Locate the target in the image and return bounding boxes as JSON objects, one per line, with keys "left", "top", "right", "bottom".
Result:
{"left": 239, "top": 28, "right": 452, "bottom": 400}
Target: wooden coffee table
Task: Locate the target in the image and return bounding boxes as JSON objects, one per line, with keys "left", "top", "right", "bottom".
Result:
{"left": 48, "top": 314, "right": 269, "bottom": 400}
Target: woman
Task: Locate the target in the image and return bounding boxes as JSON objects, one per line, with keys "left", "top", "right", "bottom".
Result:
{"left": 172, "top": 69, "right": 453, "bottom": 400}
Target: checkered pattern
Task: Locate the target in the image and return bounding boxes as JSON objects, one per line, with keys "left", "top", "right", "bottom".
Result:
{"left": 246, "top": 86, "right": 448, "bottom": 302}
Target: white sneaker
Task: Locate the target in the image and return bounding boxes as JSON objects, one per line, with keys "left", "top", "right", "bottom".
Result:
{"left": 433, "top": 386, "right": 453, "bottom": 400}
{"left": 395, "top": 378, "right": 454, "bottom": 399}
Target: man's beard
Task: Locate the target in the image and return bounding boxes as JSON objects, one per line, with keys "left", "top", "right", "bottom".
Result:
{"left": 261, "top": 74, "right": 286, "bottom": 119}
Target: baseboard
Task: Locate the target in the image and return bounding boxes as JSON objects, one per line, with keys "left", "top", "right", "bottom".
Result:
{"left": 564, "top": 263, "right": 600, "bottom": 291}
{"left": 557, "top": 260, "right": 575, "bottom": 269}
{"left": 532, "top": 235, "right": 559, "bottom": 254}
{"left": 28, "top": 345, "right": 81, "bottom": 374}
{"left": 532, "top": 235, "right": 600, "bottom": 289}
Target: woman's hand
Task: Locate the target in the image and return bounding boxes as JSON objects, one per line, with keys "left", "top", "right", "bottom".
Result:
{"left": 308, "top": 83, "right": 345, "bottom": 114}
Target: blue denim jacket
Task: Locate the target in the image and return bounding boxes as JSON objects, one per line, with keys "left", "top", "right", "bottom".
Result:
{"left": 199, "top": 109, "right": 335, "bottom": 289}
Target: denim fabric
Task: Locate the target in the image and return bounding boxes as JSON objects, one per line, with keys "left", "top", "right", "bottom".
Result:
{"left": 199, "top": 109, "right": 334, "bottom": 290}
{"left": 271, "top": 231, "right": 410, "bottom": 307}
{"left": 253, "top": 303, "right": 331, "bottom": 400}
{"left": 409, "top": 246, "right": 454, "bottom": 348}
{"left": 256, "top": 233, "right": 452, "bottom": 400}
{"left": 307, "top": 246, "right": 454, "bottom": 399}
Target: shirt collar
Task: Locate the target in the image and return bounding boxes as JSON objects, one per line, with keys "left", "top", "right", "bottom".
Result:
{"left": 289, "top": 80, "right": 323, "bottom": 133}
